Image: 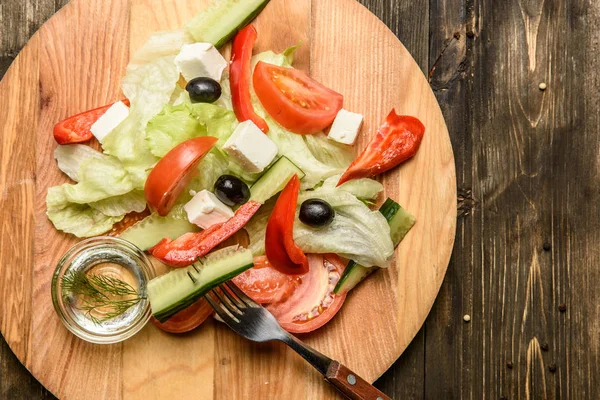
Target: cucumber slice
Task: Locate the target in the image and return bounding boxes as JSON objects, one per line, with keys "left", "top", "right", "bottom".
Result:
{"left": 119, "top": 211, "right": 200, "bottom": 251}
{"left": 249, "top": 156, "right": 305, "bottom": 203}
{"left": 148, "top": 246, "right": 254, "bottom": 322}
{"left": 185, "top": 0, "right": 271, "bottom": 49}
{"left": 334, "top": 199, "right": 416, "bottom": 294}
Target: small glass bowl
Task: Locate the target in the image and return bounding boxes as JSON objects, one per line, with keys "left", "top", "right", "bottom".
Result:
{"left": 51, "top": 236, "right": 156, "bottom": 344}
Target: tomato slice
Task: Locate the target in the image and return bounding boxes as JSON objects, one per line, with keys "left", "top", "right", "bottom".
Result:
{"left": 338, "top": 110, "right": 425, "bottom": 186}
{"left": 253, "top": 62, "right": 343, "bottom": 134}
{"left": 151, "top": 298, "right": 213, "bottom": 334}
{"left": 144, "top": 137, "right": 218, "bottom": 216}
{"left": 108, "top": 209, "right": 150, "bottom": 236}
{"left": 265, "top": 175, "right": 309, "bottom": 275}
{"left": 232, "top": 256, "right": 301, "bottom": 304}
{"left": 53, "top": 99, "right": 130, "bottom": 144}
{"left": 150, "top": 201, "right": 262, "bottom": 267}
{"left": 267, "top": 254, "right": 346, "bottom": 333}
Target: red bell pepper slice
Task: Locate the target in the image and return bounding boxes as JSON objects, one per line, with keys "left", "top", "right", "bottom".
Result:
{"left": 151, "top": 200, "right": 262, "bottom": 267}
{"left": 230, "top": 25, "right": 269, "bottom": 133}
{"left": 337, "top": 110, "right": 425, "bottom": 186}
{"left": 53, "top": 99, "right": 130, "bottom": 145}
{"left": 265, "top": 175, "right": 309, "bottom": 275}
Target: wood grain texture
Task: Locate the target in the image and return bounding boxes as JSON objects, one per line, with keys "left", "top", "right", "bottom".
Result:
{"left": 0, "top": 0, "right": 455, "bottom": 399}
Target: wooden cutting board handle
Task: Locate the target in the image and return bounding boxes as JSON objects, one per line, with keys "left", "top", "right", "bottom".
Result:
{"left": 326, "top": 361, "right": 392, "bottom": 400}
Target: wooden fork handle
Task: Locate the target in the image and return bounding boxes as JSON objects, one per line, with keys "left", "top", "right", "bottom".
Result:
{"left": 326, "top": 361, "right": 391, "bottom": 400}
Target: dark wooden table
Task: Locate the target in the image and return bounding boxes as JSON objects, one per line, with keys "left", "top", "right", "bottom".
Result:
{"left": 2, "top": 0, "right": 598, "bottom": 398}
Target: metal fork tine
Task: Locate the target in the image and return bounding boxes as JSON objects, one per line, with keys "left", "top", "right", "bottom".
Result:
{"left": 206, "top": 291, "right": 240, "bottom": 323}
{"left": 225, "top": 282, "right": 258, "bottom": 307}
{"left": 212, "top": 288, "right": 243, "bottom": 315}
{"left": 221, "top": 284, "right": 247, "bottom": 309}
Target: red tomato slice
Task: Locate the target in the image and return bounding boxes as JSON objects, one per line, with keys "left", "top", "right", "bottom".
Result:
{"left": 53, "top": 99, "right": 130, "bottom": 144}
{"left": 253, "top": 62, "right": 343, "bottom": 135}
{"left": 232, "top": 256, "right": 301, "bottom": 304}
{"left": 337, "top": 110, "right": 425, "bottom": 186}
{"left": 150, "top": 201, "right": 262, "bottom": 267}
{"left": 151, "top": 298, "right": 213, "bottom": 334}
{"left": 267, "top": 254, "right": 346, "bottom": 333}
{"left": 144, "top": 137, "right": 218, "bottom": 216}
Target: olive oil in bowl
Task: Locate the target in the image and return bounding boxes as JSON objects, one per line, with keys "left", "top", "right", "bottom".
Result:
{"left": 52, "top": 237, "right": 156, "bottom": 344}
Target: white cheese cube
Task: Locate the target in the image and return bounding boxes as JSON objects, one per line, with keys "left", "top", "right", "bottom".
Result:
{"left": 90, "top": 101, "right": 129, "bottom": 142}
{"left": 327, "top": 109, "right": 364, "bottom": 145}
{"left": 184, "top": 190, "right": 235, "bottom": 229}
{"left": 174, "top": 43, "right": 228, "bottom": 82}
{"left": 223, "top": 120, "right": 278, "bottom": 173}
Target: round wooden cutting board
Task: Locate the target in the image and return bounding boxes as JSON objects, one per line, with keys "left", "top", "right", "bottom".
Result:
{"left": 0, "top": 0, "right": 456, "bottom": 398}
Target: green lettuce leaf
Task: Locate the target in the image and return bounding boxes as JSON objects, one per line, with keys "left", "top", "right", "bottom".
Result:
{"left": 60, "top": 156, "right": 135, "bottom": 204}
{"left": 46, "top": 186, "right": 124, "bottom": 238}
{"left": 89, "top": 190, "right": 147, "bottom": 217}
{"left": 54, "top": 144, "right": 104, "bottom": 182}
{"left": 127, "top": 29, "right": 193, "bottom": 71}
{"left": 320, "top": 174, "right": 383, "bottom": 200}
{"left": 294, "top": 189, "right": 393, "bottom": 268}
{"left": 303, "top": 133, "right": 354, "bottom": 169}
{"left": 103, "top": 56, "right": 179, "bottom": 187}
{"left": 190, "top": 103, "right": 238, "bottom": 144}
{"left": 146, "top": 103, "right": 207, "bottom": 157}
{"left": 181, "top": 149, "right": 230, "bottom": 204}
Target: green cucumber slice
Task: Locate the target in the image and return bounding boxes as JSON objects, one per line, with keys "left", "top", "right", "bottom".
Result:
{"left": 148, "top": 245, "right": 254, "bottom": 322}
{"left": 334, "top": 198, "right": 416, "bottom": 294}
{"left": 249, "top": 156, "right": 305, "bottom": 203}
{"left": 185, "top": 0, "right": 271, "bottom": 49}
{"left": 119, "top": 210, "right": 199, "bottom": 251}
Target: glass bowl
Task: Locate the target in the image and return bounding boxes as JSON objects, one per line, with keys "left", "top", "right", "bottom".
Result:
{"left": 51, "top": 236, "right": 156, "bottom": 344}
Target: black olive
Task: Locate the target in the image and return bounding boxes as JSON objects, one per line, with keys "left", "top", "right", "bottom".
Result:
{"left": 214, "top": 175, "right": 250, "bottom": 206}
{"left": 185, "top": 77, "right": 222, "bottom": 104}
{"left": 299, "top": 199, "right": 335, "bottom": 228}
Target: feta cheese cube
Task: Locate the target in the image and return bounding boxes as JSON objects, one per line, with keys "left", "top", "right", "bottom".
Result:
{"left": 90, "top": 101, "right": 129, "bottom": 142}
{"left": 184, "top": 190, "right": 234, "bottom": 229}
{"left": 327, "top": 109, "right": 364, "bottom": 145}
{"left": 223, "top": 120, "right": 278, "bottom": 173}
{"left": 174, "top": 43, "right": 228, "bottom": 82}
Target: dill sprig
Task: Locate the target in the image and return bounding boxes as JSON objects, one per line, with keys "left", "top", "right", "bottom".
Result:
{"left": 61, "top": 272, "right": 146, "bottom": 325}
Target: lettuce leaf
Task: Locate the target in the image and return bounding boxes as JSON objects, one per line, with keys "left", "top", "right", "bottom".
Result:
{"left": 294, "top": 189, "right": 393, "bottom": 268}
{"left": 46, "top": 186, "right": 124, "bottom": 238}
{"left": 181, "top": 149, "right": 230, "bottom": 204}
{"left": 89, "top": 190, "right": 147, "bottom": 217}
{"left": 265, "top": 119, "right": 343, "bottom": 188}
{"left": 191, "top": 103, "right": 238, "bottom": 144}
{"left": 320, "top": 174, "right": 383, "bottom": 200}
{"left": 303, "top": 133, "right": 354, "bottom": 169}
{"left": 54, "top": 144, "right": 104, "bottom": 182}
{"left": 146, "top": 103, "right": 207, "bottom": 157}
{"left": 103, "top": 56, "right": 179, "bottom": 187}
{"left": 60, "top": 156, "right": 135, "bottom": 204}
{"left": 128, "top": 29, "right": 193, "bottom": 71}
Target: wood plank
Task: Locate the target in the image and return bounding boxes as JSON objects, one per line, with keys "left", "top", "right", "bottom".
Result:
{"left": 423, "top": 0, "right": 470, "bottom": 398}
{"left": 423, "top": 0, "right": 600, "bottom": 398}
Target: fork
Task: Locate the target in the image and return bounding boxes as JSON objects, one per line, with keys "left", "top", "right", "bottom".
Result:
{"left": 205, "top": 282, "right": 392, "bottom": 400}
